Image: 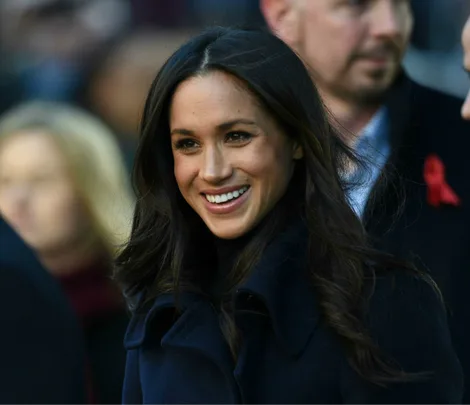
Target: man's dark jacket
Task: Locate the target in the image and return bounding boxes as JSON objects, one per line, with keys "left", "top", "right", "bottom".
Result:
{"left": 364, "top": 73, "right": 470, "bottom": 403}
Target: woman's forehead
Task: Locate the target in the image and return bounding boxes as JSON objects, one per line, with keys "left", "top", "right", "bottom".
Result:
{"left": 169, "top": 71, "right": 269, "bottom": 130}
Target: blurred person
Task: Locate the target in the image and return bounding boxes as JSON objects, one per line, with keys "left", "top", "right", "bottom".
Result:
{"left": 188, "top": 0, "right": 264, "bottom": 26}
{"left": 0, "top": 218, "right": 87, "bottom": 404}
{"left": 261, "top": 0, "right": 470, "bottom": 401}
{"left": 461, "top": 15, "right": 470, "bottom": 120}
{"left": 116, "top": 27, "right": 462, "bottom": 404}
{"left": 0, "top": 0, "right": 131, "bottom": 102}
{"left": 79, "top": 30, "right": 191, "bottom": 171}
{"left": 0, "top": 101, "right": 135, "bottom": 404}
{"left": 131, "top": 0, "right": 186, "bottom": 28}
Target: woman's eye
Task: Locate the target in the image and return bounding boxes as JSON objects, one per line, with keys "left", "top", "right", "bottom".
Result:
{"left": 174, "top": 138, "right": 199, "bottom": 151}
{"left": 225, "top": 131, "right": 252, "bottom": 144}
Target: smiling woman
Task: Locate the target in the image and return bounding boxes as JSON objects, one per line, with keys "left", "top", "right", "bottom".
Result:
{"left": 115, "top": 27, "right": 463, "bottom": 404}
{"left": 169, "top": 71, "right": 302, "bottom": 239}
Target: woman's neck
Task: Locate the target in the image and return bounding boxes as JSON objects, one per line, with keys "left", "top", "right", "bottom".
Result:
{"left": 214, "top": 231, "right": 252, "bottom": 267}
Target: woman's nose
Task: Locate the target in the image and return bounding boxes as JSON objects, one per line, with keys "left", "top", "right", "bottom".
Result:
{"left": 200, "top": 145, "right": 233, "bottom": 184}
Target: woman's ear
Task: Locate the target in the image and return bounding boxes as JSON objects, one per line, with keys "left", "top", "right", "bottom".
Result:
{"left": 292, "top": 142, "right": 303, "bottom": 160}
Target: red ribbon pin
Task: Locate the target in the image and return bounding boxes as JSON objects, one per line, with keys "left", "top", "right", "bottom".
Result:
{"left": 423, "top": 154, "right": 461, "bottom": 208}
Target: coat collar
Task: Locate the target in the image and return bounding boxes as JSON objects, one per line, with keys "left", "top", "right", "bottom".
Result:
{"left": 124, "top": 219, "right": 319, "bottom": 359}
{"left": 234, "top": 218, "right": 319, "bottom": 357}
{"left": 124, "top": 291, "right": 198, "bottom": 348}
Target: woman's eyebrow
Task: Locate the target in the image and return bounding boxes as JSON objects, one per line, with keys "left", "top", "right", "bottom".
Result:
{"left": 171, "top": 119, "right": 258, "bottom": 136}
{"left": 216, "top": 119, "right": 257, "bottom": 131}
{"left": 171, "top": 128, "right": 193, "bottom": 136}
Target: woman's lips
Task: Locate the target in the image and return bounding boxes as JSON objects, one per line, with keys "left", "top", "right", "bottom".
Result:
{"left": 202, "top": 186, "right": 251, "bottom": 215}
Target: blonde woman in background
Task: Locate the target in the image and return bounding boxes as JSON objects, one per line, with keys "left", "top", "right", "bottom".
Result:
{"left": 0, "top": 101, "right": 134, "bottom": 404}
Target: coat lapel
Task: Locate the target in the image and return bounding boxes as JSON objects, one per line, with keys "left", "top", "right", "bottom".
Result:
{"left": 234, "top": 220, "right": 319, "bottom": 358}
{"left": 232, "top": 219, "right": 320, "bottom": 402}
{"left": 124, "top": 219, "right": 320, "bottom": 403}
{"left": 124, "top": 292, "right": 241, "bottom": 402}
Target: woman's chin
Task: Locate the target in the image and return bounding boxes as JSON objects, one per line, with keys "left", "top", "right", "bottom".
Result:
{"left": 204, "top": 219, "right": 253, "bottom": 240}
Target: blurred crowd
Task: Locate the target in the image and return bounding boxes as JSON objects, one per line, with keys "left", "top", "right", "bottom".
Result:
{"left": 0, "top": 0, "right": 468, "bottom": 134}
{"left": 0, "top": 0, "right": 469, "bottom": 403}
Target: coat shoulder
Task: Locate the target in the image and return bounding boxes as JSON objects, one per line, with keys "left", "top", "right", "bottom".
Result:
{"left": 409, "top": 81, "right": 470, "bottom": 144}
{"left": 406, "top": 80, "right": 470, "bottom": 194}
{"left": 361, "top": 269, "right": 450, "bottom": 358}
{"left": 340, "top": 269, "right": 464, "bottom": 403}
{"left": 409, "top": 80, "right": 463, "bottom": 116}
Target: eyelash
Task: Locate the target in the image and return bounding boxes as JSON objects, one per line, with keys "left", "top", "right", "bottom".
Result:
{"left": 173, "top": 138, "right": 198, "bottom": 151}
{"left": 173, "top": 131, "right": 253, "bottom": 151}
{"left": 225, "top": 131, "right": 252, "bottom": 143}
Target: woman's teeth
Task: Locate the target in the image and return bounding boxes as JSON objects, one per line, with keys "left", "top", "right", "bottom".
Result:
{"left": 205, "top": 186, "right": 249, "bottom": 204}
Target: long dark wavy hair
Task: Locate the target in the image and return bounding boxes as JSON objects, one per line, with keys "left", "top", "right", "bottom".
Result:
{"left": 115, "top": 26, "right": 435, "bottom": 385}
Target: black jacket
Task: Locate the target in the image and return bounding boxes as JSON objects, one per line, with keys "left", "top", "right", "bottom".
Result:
{"left": 123, "top": 220, "right": 463, "bottom": 404}
{"left": 0, "top": 219, "right": 87, "bottom": 404}
{"left": 364, "top": 73, "right": 470, "bottom": 403}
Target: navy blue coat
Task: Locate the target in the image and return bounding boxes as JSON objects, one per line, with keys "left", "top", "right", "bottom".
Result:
{"left": 122, "top": 223, "right": 463, "bottom": 404}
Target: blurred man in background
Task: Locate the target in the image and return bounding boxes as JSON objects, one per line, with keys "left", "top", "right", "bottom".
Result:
{"left": 261, "top": 0, "right": 470, "bottom": 402}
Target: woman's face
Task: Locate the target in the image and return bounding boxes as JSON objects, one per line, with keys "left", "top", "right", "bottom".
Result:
{"left": 0, "top": 131, "right": 90, "bottom": 254}
{"left": 170, "top": 70, "right": 303, "bottom": 239}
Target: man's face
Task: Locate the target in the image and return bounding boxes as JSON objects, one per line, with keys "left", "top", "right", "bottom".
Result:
{"left": 262, "top": 0, "right": 413, "bottom": 105}
{"left": 461, "top": 17, "right": 470, "bottom": 120}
